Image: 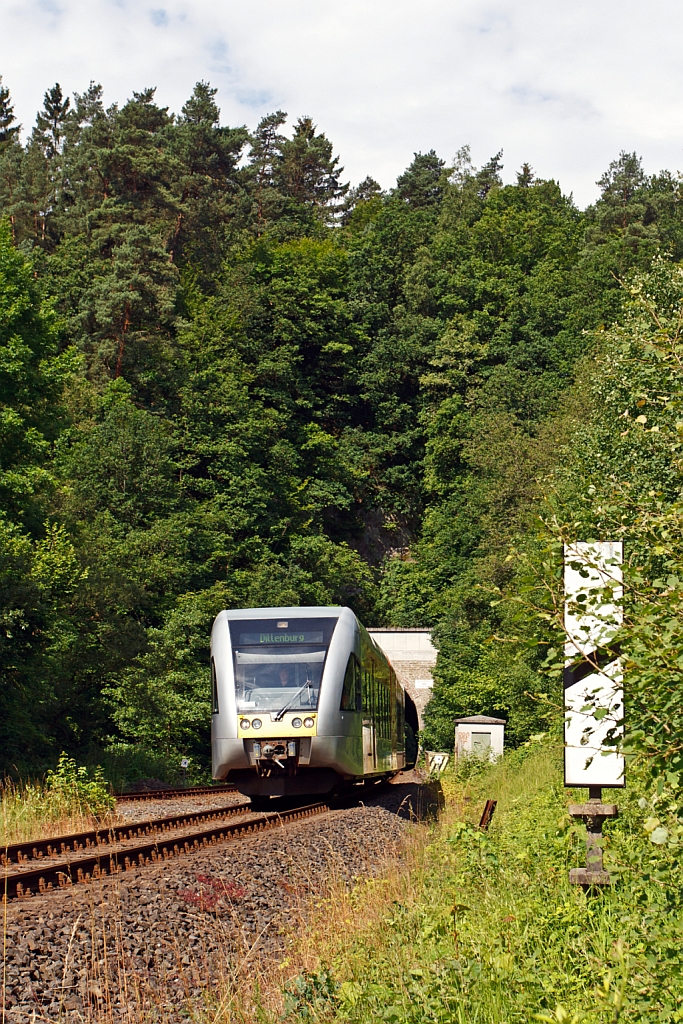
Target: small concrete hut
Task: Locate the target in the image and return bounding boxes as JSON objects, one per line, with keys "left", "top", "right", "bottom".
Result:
{"left": 454, "top": 715, "right": 505, "bottom": 760}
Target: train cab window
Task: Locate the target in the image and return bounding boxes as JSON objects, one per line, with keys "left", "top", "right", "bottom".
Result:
{"left": 211, "top": 657, "right": 219, "bottom": 714}
{"left": 341, "top": 654, "right": 361, "bottom": 711}
{"left": 229, "top": 616, "right": 338, "bottom": 714}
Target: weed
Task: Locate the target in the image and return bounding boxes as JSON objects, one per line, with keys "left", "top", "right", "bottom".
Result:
{"left": 282, "top": 970, "right": 338, "bottom": 1021}
{"left": 268, "top": 743, "right": 683, "bottom": 1024}
{"left": 46, "top": 752, "right": 114, "bottom": 816}
{"left": 1, "top": 753, "right": 115, "bottom": 847}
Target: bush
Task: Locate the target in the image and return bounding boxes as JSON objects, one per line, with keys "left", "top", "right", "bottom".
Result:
{"left": 46, "top": 752, "right": 115, "bottom": 816}
{"left": 93, "top": 743, "right": 184, "bottom": 793}
{"left": 1, "top": 753, "right": 115, "bottom": 845}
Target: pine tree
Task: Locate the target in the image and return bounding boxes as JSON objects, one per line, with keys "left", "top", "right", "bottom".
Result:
{"left": 0, "top": 138, "right": 23, "bottom": 239}
{"left": 516, "top": 162, "right": 534, "bottom": 187}
{"left": 341, "top": 175, "right": 383, "bottom": 225}
{"left": 395, "top": 150, "right": 446, "bottom": 208}
{"left": 72, "top": 81, "right": 105, "bottom": 128}
{"left": 247, "top": 110, "right": 288, "bottom": 228}
{"left": 87, "top": 223, "right": 178, "bottom": 383}
{"left": 594, "top": 151, "right": 648, "bottom": 231}
{"left": 278, "top": 116, "right": 347, "bottom": 210}
{"left": 13, "top": 84, "right": 73, "bottom": 248}
{"left": 474, "top": 150, "right": 503, "bottom": 198}
{"left": 0, "top": 77, "right": 23, "bottom": 241}
{"left": 169, "top": 82, "right": 248, "bottom": 270}
{"left": 0, "top": 76, "right": 20, "bottom": 147}
{"left": 34, "top": 83, "right": 70, "bottom": 159}
{"left": 178, "top": 80, "right": 220, "bottom": 126}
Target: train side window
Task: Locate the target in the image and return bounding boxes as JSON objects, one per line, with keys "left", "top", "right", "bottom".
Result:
{"left": 211, "top": 657, "right": 219, "bottom": 714}
{"left": 364, "top": 661, "right": 375, "bottom": 717}
{"left": 341, "top": 654, "right": 361, "bottom": 711}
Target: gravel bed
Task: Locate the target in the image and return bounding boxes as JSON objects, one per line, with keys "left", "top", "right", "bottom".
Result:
{"left": 113, "top": 791, "right": 245, "bottom": 825}
{"left": 2, "top": 781, "right": 431, "bottom": 1022}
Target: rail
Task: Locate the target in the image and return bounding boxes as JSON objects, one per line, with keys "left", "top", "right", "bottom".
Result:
{"left": 116, "top": 783, "right": 235, "bottom": 802}
{"left": 2, "top": 802, "right": 329, "bottom": 901}
{"left": 1, "top": 800, "right": 252, "bottom": 867}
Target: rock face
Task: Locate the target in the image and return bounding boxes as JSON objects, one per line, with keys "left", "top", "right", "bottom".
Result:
{"left": 367, "top": 629, "right": 437, "bottom": 727}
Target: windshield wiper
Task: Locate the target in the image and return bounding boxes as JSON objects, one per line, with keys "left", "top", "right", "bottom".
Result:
{"left": 274, "top": 679, "right": 313, "bottom": 721}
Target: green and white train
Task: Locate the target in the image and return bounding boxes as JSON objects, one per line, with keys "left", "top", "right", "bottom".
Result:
{"left": 211, "top": 606, "right": 418, "bottom": 805}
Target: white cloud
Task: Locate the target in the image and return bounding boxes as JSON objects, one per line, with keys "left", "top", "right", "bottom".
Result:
{"left": 2, "top": 0, "right": 683, "bottom": 206}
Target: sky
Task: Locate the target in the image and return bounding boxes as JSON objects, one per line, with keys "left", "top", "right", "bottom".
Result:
{"left": 1, "top": 0, "right": 682, "bottom": 208}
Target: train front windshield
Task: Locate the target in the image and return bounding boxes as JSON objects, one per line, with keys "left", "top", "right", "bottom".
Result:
{"left": 229, "top": 617, "right": 338, "bottom": 714}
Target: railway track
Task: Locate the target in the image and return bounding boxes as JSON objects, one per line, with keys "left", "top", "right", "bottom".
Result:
{"left": 116, "top": 783, "right": 235, "bottom": 802}
{"left": 1, "top": 800, "right": 254, "bottom": 867}
{"left": 2, "top": 801, "right": 329, "bottom": 902}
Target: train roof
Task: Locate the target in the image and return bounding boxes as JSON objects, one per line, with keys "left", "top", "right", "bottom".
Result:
{"left": 217, "top": 606, "right": 347, "bottom": 620}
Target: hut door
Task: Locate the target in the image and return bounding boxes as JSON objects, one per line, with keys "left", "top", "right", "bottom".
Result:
{"left": 472, "top": 732, "right": 491, "bottom": 755}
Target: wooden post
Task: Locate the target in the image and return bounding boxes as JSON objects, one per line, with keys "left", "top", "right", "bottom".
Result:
{"left": 478, "top": 800, "right": 497, "bottom": 831}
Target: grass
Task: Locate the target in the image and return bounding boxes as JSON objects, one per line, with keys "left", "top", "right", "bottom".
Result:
{"left": 3, "top": 744, "right": 681, "bottom": 1023}
{"left": 1, "top": 755, "right": 115, "bottom": 847}
{"left": 0, "top": 777, "right": 110, "bottom": 847}
{"left": 243, "top": 739, "right": 683, "bottom": 1024}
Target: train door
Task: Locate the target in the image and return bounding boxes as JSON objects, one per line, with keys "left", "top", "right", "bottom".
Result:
{"left": 362, "top": 660, "right": 376, "bottom": 772}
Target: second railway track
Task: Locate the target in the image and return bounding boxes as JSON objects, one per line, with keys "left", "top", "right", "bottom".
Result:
{"left": 2, "top": 800, "right": 329, "bottom": 902}
{"left": 116, "top": 783, "right": 236, "bottom": 802}
{"left": 1, "top": 800, "right": 255, "bottom": 866}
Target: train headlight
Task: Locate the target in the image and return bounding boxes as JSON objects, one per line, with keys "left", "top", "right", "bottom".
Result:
{"left": 303, "top": 717, "right": 315, "bottom": 729}
{"left": 240, "top": 719, "right": 250, "bottom": 730}
{"left": 291, "top": 717, "right": 302, "bottom": 728}
{"left": 252, "top": 718, "right": 262, "bottom": 730}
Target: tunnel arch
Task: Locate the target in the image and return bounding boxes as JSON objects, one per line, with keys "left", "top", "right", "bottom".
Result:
{"left": 404, "top": 690, "right": 419, "bottom": 768}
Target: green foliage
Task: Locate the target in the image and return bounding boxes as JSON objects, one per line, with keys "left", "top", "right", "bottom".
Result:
{"left": 283, "top": 969, "right": 339, "bottom": 1021}
{"left": 0, "top": 76, "right": 20, "bottom": 146}
{"left": 92, "top": 742, "right": 182, "bottom": 792}
{"left": 45, "top": 752, "right": 114, "bottom": 815}
{"left": 279, "top": 746, "right": 683, "bottom": 1024}
{"left": 0, "top": 218, "right": 66, "bottom": 527}
{"left": 538, "top": 259, "right": 683, "bottom": 796}
{"left": 3, "top": 70, "right": 683, "bottom": 789}
{"left": 1, "top": 69, "right": 683, "bottom": 1020}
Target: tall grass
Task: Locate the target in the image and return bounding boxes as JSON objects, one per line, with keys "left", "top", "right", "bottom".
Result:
{"left": 1, "top": 754, "right": 115, "bottom": 847}
{"left": 254, "top": 740, "right": 683, "bottom": 1024}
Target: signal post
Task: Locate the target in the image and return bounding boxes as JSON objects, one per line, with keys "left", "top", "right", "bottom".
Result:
{"left": 563, "top": 542, "right": 624, "bottom": 887}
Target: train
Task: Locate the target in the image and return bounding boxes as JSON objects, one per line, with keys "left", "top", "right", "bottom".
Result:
{"left": 211, "top": 606, "right": 418, "bottom": 805}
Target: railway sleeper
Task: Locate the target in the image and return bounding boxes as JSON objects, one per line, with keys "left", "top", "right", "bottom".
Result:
{"left": 1, "top": 800, "right": 252, "bottom": 867}
{"left": 3, "top": 802, "right": 328, "bottom": 901}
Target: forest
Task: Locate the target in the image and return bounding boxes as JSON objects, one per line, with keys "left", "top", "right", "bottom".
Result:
{"left": 1, "top": 73, "right": 683, "bottom": 796}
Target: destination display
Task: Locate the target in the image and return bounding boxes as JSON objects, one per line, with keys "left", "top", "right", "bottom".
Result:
{"left": 239, "top": 631, "right": 324, "bottom": 645}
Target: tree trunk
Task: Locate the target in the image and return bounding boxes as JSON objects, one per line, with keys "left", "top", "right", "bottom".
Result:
{"left": 115, "top": 301, "right": 131, "bottom": 379}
